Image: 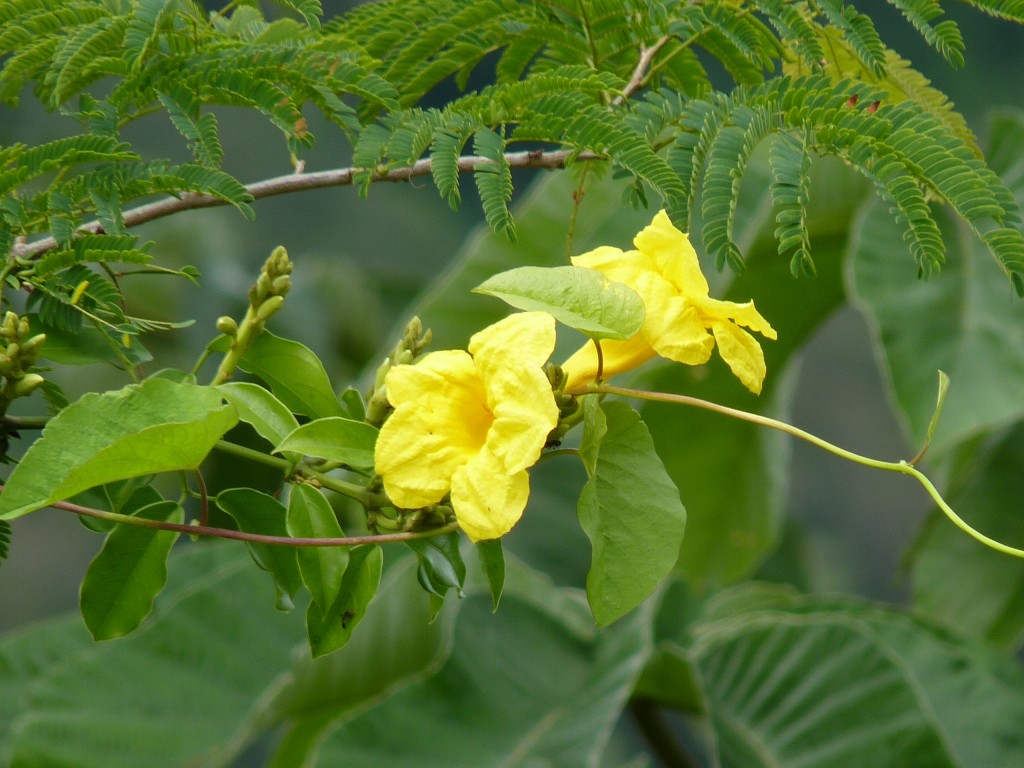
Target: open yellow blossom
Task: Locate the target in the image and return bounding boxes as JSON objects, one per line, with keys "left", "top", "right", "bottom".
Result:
{"left": 561, "top": 210, "right": 777, "bottom": 394}
{"left": 374, "top": 312, "right": 559, "bottom": 541}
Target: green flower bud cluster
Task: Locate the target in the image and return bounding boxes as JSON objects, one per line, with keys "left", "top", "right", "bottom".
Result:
{"left": 364, "top": 316, "right": 432, "bottom": 428}
{"left": 211, "top": 246, "right": 293, "bottom": 386}
{"left": 543, "top": 362, "right": 582, "bottom": 447}
{"left": 0, "top": 311, "right": 46, "bottom": 412}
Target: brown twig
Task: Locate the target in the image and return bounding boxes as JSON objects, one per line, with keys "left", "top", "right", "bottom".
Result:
{"left": 10, "top": 149, "right": 601, "bottom": 262}
{"left": 48, "top": 494, "right": 460, "bottom": 547}
{"left": 614, "top": 35, "right": 672, "bottom": 106}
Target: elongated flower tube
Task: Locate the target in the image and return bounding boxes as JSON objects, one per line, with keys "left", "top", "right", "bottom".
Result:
{"left": 561, "top": 210, "right": 777, "bottom": 394}
{"left": 374, "top": 312, "right": 559, "bottom": 541}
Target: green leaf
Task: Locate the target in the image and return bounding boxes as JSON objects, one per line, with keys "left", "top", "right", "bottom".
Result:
{"left": 1, "top": 544, "right": 306, "bottom": 768}
{"left": 305, "top": 544, "right": 382, "bottom": 658}
{"left": 217, "top": 487, "right": 301, "bottom": 609}
{"left": 275, "top": 416, "right": 378, "bottom": 469}
{"left": 286, "top": 483, "right": 349, "bottom": 611}
{"left": 0, "top": 379, "right": 238, "bottom": 520}
{"left": 687, "top": 589, "right": 1024, "bottom": 767}
{"left": 474, "top": 265, "right": 645, "bottom": 341}
{"left": 236, "top": 330, "right": 345, "bottom": 420}
{"left": 313, "top": 575, "right": 654, "bottom": 768}
{"left": 79, "top": 500, "right": 183, "bottom": 641}
{"left": 912, "top": 424, "right": 1024, "bottom": 650}
{"left": 578, "top": 401, "right": 686, "bottom": 627}
{"left": 408, "top": 530, "right": 467, "bottom": 605}
{"left": 218, "top": 381, "right": 300, "bottom": 453}
{"left": 475, "top": 538, "right": 505, "bottom": 610}
{"left": 577, "top": 394, "right": 606, "bottom": 476}
{"left": 849, "top": 198, "right": 1024, "bottom": 453}
{"left": 260, "top": 554, "right": 459, "bottom": 766}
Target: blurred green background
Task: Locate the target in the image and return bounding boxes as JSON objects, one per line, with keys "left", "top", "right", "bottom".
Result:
{"left": 1, "top": 0, "right": 1022, "bottom": 633}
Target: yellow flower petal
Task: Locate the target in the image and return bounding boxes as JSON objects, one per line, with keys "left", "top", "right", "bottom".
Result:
{"left": 451, "top": 451, "right": 530, "bottom": 541}
{"left": 375, "top": 350, "right": 491, "bottom": 509}
{"left": 633, "top": 209, "right": 709, "bottom": 296}
{"left": 709, "top": 320, "right": 768, "bottom": 395}
{"left": 571, "top": 246, "right": 644, "bottom": 285}
{"left": 469, "top": 310, "right": 556, "bottom": 373}
{"left": 634, "top": 275, "right": 715, "bottom": 365}
{"left": 485, "top": 363, "right": 559, "bottom": 472}
{"left": 693, "top": 295, "right": 778, "bottom": 339}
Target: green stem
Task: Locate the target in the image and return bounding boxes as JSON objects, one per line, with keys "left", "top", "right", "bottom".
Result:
{"left": 2, "top": 415, "right": 48, "bottom": 431}
{"left": 588, "top": 383, "right": 1024, "bottom": 560}
{"left": 49, "top": 495, "right": 460, "bottom": 547}
{"left": 212, "top": 439, "right": 369, "bottom": 501}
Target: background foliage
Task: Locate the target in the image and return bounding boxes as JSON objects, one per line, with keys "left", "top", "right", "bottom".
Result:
{"left": 2, "top": 0, "right": 1024, "bottom": 766}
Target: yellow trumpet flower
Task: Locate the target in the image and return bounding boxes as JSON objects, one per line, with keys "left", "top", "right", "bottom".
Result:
{"left": 561, "top": 210, "right": 777, "bottom": 394}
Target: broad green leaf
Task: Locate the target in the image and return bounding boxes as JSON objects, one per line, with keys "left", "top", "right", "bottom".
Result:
{"left": 578, "top": 401, "right": 686, "bottom": 626}
{"left": 912, "top": 424, "right": 1024, "bottom": 650}
{"left": 217, "top": 487, "right": 302, "bottom": 608}
{"left": 0, "top": 614, "right": 90, "bottom": 764}
{"left": 313, "top": 571, "right": 654, "bottom": 768}
{"left": 686, "top": 589, "right": 1024, "bottom": 767}
{"left": 0, "top": 378, "right": 238, "bottom": 520}
{"left": 275, "top": 416, "right": 378, "bottom": 469}
{"left": 305, "top": 544, "right": 382, "bottom": 658}
{"left": 475, "top": 538, "right": 505, "bottom": 611}
{"left": 79, "top": 500, "right": 183, "bottom": 641}
{"left": 218, "top": 381, "right": 300, "bottom": 454}
{"left": 473, "top": 265, "right": 645, "bottom": 341}
{"left": 1, "top": 544, "right": 306, "bottom": 768}
{"left": 287, "top": 483, "right": 349, "bottom": 610}
{"left": 850, "top": 199, "right": 1024, "bottom": 454}
{"left": 236, "top": 330, "right": 345, "bottom": 420}
{"left": 259, "top": 554, "right": 459, "bottom": 767}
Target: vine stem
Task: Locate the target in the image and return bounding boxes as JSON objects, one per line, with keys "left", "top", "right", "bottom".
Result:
{"left": 44, "top": 493, "right": 460, "bottom": 547}
{"left": 587, "top": 383, "right": 1024, "bottom": 560}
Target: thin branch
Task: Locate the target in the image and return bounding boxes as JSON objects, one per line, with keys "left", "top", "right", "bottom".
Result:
{"left": 614, "top": 35, "right": 671, "bottom": 106}
{"left": 48, "top": 494, "right": 461, "bottom": 547}
{"left": 11, "top": 148, "right": 600, "bottom": 261}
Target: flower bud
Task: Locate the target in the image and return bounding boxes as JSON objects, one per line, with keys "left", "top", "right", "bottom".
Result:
{"left": 255, "top": 294, "right": 285, "bottom": 321}
{"left": 255, "top": 272, "right": 273, "bottom": 300}
{"left": 271, "top": 274, "right": 291, "bottom": 295}
{"left": 215, "top": 316, "right": 239, "bottom": 336}
{"left": 21, "top": 333, "right": 46, "bottom": 354}
{"left": 12, "top": 373, "right": 44, "bottom": 398}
